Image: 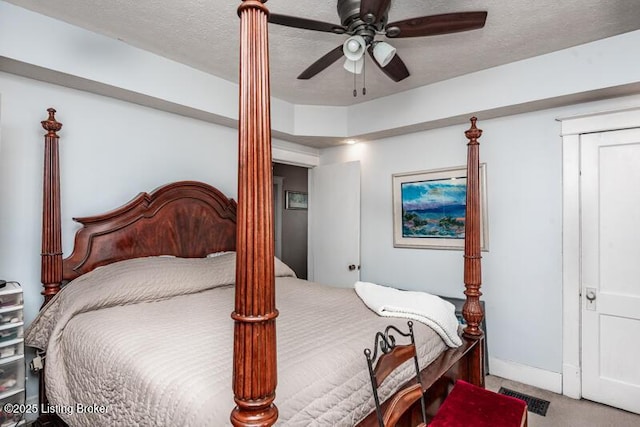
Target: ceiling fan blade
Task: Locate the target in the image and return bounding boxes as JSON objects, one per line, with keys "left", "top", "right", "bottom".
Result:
{"left": 359, "top": 0, "right": 392, "bottom": 23}
{"left": 268, "top": 13, "right": 346, "bottom": 34}
{"left": 298, "top": 45, "right": 345, "bottom": 80}
{"left": 386, "top": 11, "right": 487, "bottom": 38}
{"left": 368, "top": 46, "right": 409, "bottom": 82}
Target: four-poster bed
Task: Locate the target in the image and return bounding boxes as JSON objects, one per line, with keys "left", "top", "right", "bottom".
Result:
{"left": 28, "top": 1, "right": 485, "bottom": 426}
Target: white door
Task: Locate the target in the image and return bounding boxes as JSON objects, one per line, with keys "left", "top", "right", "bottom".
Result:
{"left": 308, "top": 161, "right": 360, "bottom": 287}
{"left": 581, "top": 129, "right": 640, "bottom": 414}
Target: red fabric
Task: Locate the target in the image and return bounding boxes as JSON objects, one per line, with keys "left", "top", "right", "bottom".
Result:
{"left": 429, "top": 380, "right": 527, "bottom": 427}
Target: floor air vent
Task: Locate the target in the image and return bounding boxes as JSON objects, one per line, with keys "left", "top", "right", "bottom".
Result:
{"left": 498, "top": 387, "right": 550, "bottom": 416}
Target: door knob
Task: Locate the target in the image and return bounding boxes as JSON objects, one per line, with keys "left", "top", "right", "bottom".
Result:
{"left": 585, "top": 287, "right": 597, "bottom": 311}
{"left": 348, "top": 264, "right": 356, "bottom": 271}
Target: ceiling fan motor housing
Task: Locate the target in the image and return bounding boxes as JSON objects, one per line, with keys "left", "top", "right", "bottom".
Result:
{"left": 338, "top": 0, "right": 390, "bottom": 34}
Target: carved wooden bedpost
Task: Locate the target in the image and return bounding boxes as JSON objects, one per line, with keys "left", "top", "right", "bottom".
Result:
{"left": 462, "top": 117, "right": 485, "bottom": 385}
{"left": 38, "top": 108, "right": 64, "bottom": 427}
{"left": 232, "top": 1, "right": 278, "bottom": 426}
{"left": 41, "top": 108, "right": 63, "bottom": 306}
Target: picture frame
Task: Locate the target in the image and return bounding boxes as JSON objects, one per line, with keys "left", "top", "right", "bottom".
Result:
{"left": 392, "top": 164, "right": 488, "bottom": 250}
{"left": 285, "top": 191, "right": 308, "bottom": 210}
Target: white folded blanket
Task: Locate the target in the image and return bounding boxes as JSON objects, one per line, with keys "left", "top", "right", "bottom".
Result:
{"left": 354, "top": 281, "right": 462, "bottom": 347}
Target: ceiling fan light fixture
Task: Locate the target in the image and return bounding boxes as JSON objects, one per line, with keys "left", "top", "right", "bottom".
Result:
{"left": 343, "top": 57, "right": 364, "bottom": 74}
{"left": 342, "top": 35, "right": 367, "bottom": 61}
{"left": 372, "top": 41, "right": 396, "bottom": 67}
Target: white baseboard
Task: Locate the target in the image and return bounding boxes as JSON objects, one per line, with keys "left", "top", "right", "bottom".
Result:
{"left": 489, "top": 357, "right": 562, "bottom": 394}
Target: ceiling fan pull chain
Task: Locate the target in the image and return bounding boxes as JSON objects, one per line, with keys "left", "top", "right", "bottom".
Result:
{"left": 353, "top": 62, "right": 357, "bottom": 97}
{"left": 362, "top": 58, "right": 367, "bottom": 96}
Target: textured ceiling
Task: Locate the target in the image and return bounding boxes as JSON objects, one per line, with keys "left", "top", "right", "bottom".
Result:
{"left": 7, "top": 0, "right": 640, "bottom": 106}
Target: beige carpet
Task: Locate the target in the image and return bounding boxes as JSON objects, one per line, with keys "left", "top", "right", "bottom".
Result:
{"left": 486, "top": 375, "right": 640, "bottom": 427}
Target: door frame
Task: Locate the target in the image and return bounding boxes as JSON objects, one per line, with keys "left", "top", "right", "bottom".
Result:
{"left": 272, "top": 141, "right": 319, "bottom": 277}
{"left": 273, "top": 176, "right": 284, "bottom": 259}
{"left": 559, "top": 106, "right": 640, "bottom": 399}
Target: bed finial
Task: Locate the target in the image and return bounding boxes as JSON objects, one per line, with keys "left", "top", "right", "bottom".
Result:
{"left": 41, "top": 107, "right": 63, "bottom": 137}
{"left": 464, "top": 116, "right": 482, "bottom": 144}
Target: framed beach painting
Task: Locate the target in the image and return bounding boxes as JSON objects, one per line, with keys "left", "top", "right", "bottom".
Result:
{"left": 392, "top": 164, "right": 488, "bottom": 250}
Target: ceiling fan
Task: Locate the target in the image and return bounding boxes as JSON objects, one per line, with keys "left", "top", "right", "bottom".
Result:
{"left": 268, "top": 0, "right": 488, "bottom": 82}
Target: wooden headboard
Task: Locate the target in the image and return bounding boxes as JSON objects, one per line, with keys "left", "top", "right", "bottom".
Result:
{"left": 40, "top": 108, "right": 238, "bottom": 298}
{"left": 62, "top": 181, "right": 237, "bottom": 281}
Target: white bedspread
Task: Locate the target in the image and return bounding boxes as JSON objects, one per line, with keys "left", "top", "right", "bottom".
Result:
{"left": 355, "top": 281, "right": 462, "bottom": 348}
{"left": 26, "top": 253, "right": 448, "bottom": 426}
